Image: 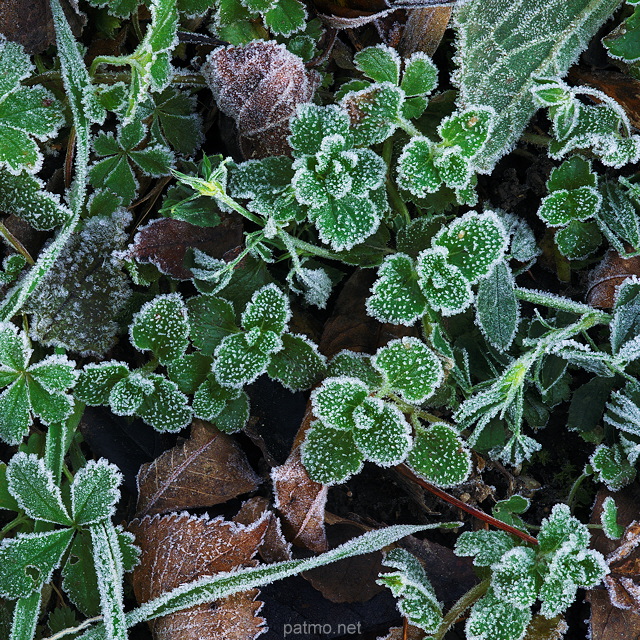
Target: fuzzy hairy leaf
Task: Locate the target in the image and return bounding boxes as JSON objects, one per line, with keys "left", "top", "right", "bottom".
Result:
{"left": 267, "top": 333, "right": 326, "bottom": 391}
{"left": 311, "top": 377, "right": 369, "bottom": 431}
{"left": 354, "top": 45, "right": 400, "bottom": 84}
{"left": 74, "top": 362, "right": 130, "bottom": 406}
{"left": 465, "top": 590, "right": 531, "bottom": 640}
{"left": 71, "top": 459, "right": 122, "bottom": 526}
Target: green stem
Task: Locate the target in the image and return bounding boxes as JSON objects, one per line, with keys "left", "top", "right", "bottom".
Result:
{"left": 386, "top": 178, "right": 410, "bottom": 225}
{"left": 0, "top": 223, "right": 35, "bottom": 265}
{"left": 397, "top": 117, "right": 422, "bottom": 138}
{"left": 280, "top": 232, "right": 346, "bottom": 262}
{"left": 432, "top": 578, "right": 491, "bottom": 640}
{"left": 567, "top": 471, "right": 592, "bottom": 513}
{"left": 45, "top": 402, "right": 85, "bottom": 485}
{"left": 0, "top": 514, "right": 30, "bottom": 539}
{"left": 515, "top": 288, "right": 611, "bottom": 323}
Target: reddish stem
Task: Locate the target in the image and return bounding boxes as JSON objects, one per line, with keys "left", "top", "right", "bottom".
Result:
{"left": 396, "top": 464, "right": 538, "bottom": 546}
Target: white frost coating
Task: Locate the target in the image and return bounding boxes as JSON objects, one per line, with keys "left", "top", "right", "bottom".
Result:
{"left": 310, "top": 376, "right": 368, "bottom": 430}
{"left": 71, "top": 458, "right": 123, "bottom": 526}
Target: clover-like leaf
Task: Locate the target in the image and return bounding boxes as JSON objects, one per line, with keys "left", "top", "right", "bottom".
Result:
{"left": 0, "top": 39, "right": 65, "bottom": 174}
{"left": 401, "top": 52, "right": 438, "bottom": 97}
{"left": 354, "top": 45, "right": 401, "bottom": 84}
{"left": 242, "top": 283, "right": 290, "bottom": 335}
{"left": 130, "top": 293, "right": 190, "bottom": 364}
{"left": 454, "top": 530, "right": 516, "bottom": 567}
{"left": 311, "top": 376, "right": 369, "bottom": 431}
{"left": 366, "top": 253, "right": 427, "bottom": 326}
{"left": 377, "top": 548, "right": 443, "bottom": 633}
{"left": 555, "top": 219, "right": 602, "bottom": 260}
{"left": 74, "top": 362, "right": 130, "bottom": 406}
{"left": 408, "top": 423, "right": 472, "bottom": 488}
{"left": 289, "top": 104, "right": 351, "bottom": 157}
{"left": 71, "top": 459, "right": 123, "bottom": 526}
{"left": 300, "top": 420, "right": 364, "bottom": 485}
{"left": 267, "top": 333, "right": 326, "bottom": 391}
{"left": 0, "top": 528, "right": 75, "bottom": 599}
{"left": 538, "top": 187, "right": 602, "bottom": 226}
{"left": 438, "top": 107, "right": 494, "bottom": 159}
{"left": 6, "top": 452, "right": 71, "bottom": 525}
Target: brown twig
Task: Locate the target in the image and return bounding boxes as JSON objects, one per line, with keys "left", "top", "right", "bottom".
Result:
{"left": 396, "top": 464, "right": 538, "bottom": 546}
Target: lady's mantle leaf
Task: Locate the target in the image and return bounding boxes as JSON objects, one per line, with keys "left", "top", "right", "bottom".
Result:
{"left": 408, "top": 423, "right": 472, "bottom": 488}
{"left": 71, "top": 459, "right": 123, "bottom": 526}
{"left": 130, "top": 293, "right": 190, "bottom": 364}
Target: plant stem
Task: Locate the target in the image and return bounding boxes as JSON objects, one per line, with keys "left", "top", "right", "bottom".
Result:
{"left": 515, "top": 288, "right": 611, "bottom": 323}
{"left": 0, "top": 224, "right": 35, "bottom": 265}
{"left": 432, "top": 578, "right": 491, "bottom": 640}
{"left": 567, "top": 471, "right": 592, "bottom": 513}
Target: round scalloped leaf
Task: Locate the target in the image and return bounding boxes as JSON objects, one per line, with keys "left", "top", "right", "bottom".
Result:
{"left": 547, "top": 155, "right": 596, "bottom": 191}
{"left": 130, "top": 293, "right": 189, "bottom": 364}
{"left": 373, "top": 337, "right": 443, "bottom": 404}
{"left": 538, "top": 186, "right": 601, "bottom": 226}
{"left": 242, "top": 283, "right": 290, "bottom": 335}
{"left": 186, "top": 295, "right": 238, "bottom": 356}
{"left": 538, "top": 504, "right": 589, "bottom": 554}
{"left": 352, "top": 401, "right": 411, "bottom": 466}
{"left": 267, "top": 333, "right": 326, "bottom": 391}
{"left": 434, "top": 150, "right": 472, "bottom": 189}
{"left": 366, "top": 253, "right": 427, "bottom": 326}
{"left": 28, "top": 355, "right": 78, "bottom": 393}
{"left": 289, "top": 104, "right": 351, "bottom": 157}
{"left": 438, "top": 107, "right": 494, "bottom": 159}
{"left": 396, "top": 137, "right": 441, "bottom": 197}
{"left": 408, "top": 423, "right": 472, "bottom": 488}
{"left": 454, "top": 530, "right": 516, "bottom": 567}
{"left": 28, "top": 379, "right": 73, "bottom": 426}
{"left": 137, "top": 374, "right": 192, "bottom": 433}
{"left": 491, "top": 547, "right": 538, "bottom": 609}
{"left": 354, "top": 45, "right": 401, "bottom": 84}
{"left": 301, "top": 420, "right": 363, "bottom": 485}
{"left": 590, "top": 443, "right": 636, "bottom": 491}
{"left": 215, "top": 390, "right": 250, "bottom": 433}
{"left": 401, "top": 52, "right": 438, "bottom": 97}
{"left": 465, "top": 590, "right": 531, "bottom": 640}
{"left": 311, "top": 377, "right": 369, "bottom": 431}
{"left": 555, "top": 219, "right": 602, "bottom": 260}
{"left": 75, "top": 362, "right": 130, "bottom": 406}
{"left": 433, "top": 211, "right": 507, "bottom": 283}
{"left": 416, "top": 248, "right": 473, "bottom": 316}
{"left": 109, "top": 374, "right": 153, "bottom": 416}
{"left": 166, "top": 352, "right": 212, "bottom": 394}
{"left": 328, "top": 351, "right": 383, "bottom": 390}
{"left": 214, "top": 333, "right": 272, "bottom": 388}
{"left": 192, "top": 373, "right": 237, "bottom": 421}
{"left": 71, "top": 459, "right": 122, "bottom": 526}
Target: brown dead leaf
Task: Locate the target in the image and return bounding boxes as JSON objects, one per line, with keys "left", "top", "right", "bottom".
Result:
{"left": 136, "top": 420, "right": 261, "bottom": 517}
{"left": 303, "top": 519, "right": 385, "bottom": 603}
{"left": 128, "top": 217, "right": 243, "bottom": 280}
{"left": 0, "top": 0, "right": 54, "bottom": 53}
{"left": 605, "top": 521, "right": 640, "bottom": 611}
{"left": 523, "top": 615, "right": 568, "bottom": 640}
{"left": 128, "top": 511, "right": 270, "bottom": 640}
{"left": 202, "top": 41, "right": 320, "bottom": 159}
{"left": 377, "top": 624, "right": 426, "bottom": 640}
{"left": 399, "top": 7, "right": 452, "bottom": 57}
{"left": 272, "top": 406, "right": 329, "bottom": 553}
{"left": 233, "top": 497, "right": 292, "bottom": 563}
{"left": 589, "top": 488, "right": 640, "bottom": 639}
{"left": 586, "top": 250, "right": 640, "bottom": 308}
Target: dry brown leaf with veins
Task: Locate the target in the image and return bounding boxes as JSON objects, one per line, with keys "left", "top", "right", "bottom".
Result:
{"left": 605, "top": 520, "right": 640, "bottom": 611}
{"left": 202, "top": 41, "right": 320, "bottom": 159}
{"left": 128, "top": 511, "right": 270, "bottom": 640}
{"left": 127, "top": 217, "right": 243, "bottom": 281}
{"left": 136, "top": 420, "right": 261, "bottom": 517}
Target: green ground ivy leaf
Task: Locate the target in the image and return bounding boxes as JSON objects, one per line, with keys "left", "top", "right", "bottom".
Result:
{"left": 328, "top": 351, "right": 383, "bottom": 390}
{"left": 300, "top": 420, "right": 364, "bottom": 485}
{"left": 603, "top": 5, "right": 640, "bottom": 63}
{"left": 75, "top": 362, "right": 130, "bottom": 406}
{"left": 377, "top": 548, "right": 443, "bottom": 633}
{"left": 555, "top": 219, "right": 602, "bottom": 259}
{"left": 136, "top": 373, "right": 192, "bottom": 432}
{"left": 89, "top": 121, "right": 174, "bottom": 204}
{"left": 311, "top": 377, "right": 369, "bottom": 431}
{"left": 0, "top": 38, "right": 65, "bottom": 175}
{"left": 71, "top": 459, "right": 122, "bottom": 526}
{"left": 167, "top": 352, "right": 213, "bottom": 394}
{"left": 186, "top": 295, "right": 239, "bottom": 356}
{"left": 267, "top": 333, "right": 326, "bottom": 391}
{"left": 400, "top": 52, "right": 438, "bottom": 97}
{"left": 6, "top": 453, "right": 71, "bottom": 525}
{"left": 264, "top": 0, "right": 307, "bottom": 35}
{"left": 597, "top": 179, "right": 640, "bottom": 253}
{"left": 476, "top": 260, "right": 519, "bottom": 352}
{"left": 591, "top": 442, "right": 636, "bottom": 490}
{"left": 354, "top": 45, "right": 401, "bottom": 84}
{"left": 465, "top": 589, "right": 531, "bottom": 640}
{"left": 453, "top": 0, "right": 623, "bottom": 172}
{"left": 130, "top": 293, "right": 190, "bottom": 364}
{"left": 373, "top": 337, "right": 443, "bottom": 404}
{"left": 408, "top": 423, "right": 472, "bottom": 488}
{"left": 289, "top": 104, "right": 351, "bottom": 156}
{"left": 455, "top": 530, "right": 516, "bottom": 567}
{"left": 242, "top": 283, "right": 290, "bottom": 335}
{"left": 0, "top": 528, "right": 75, "bottom": 599}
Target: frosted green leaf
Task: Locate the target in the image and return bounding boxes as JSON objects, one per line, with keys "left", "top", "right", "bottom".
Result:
{"left": 547, "top": 155, "right": 596, "bottom": 191}
{"left": 538, "top": 504, "right": 589, "bottom": 554}
{"left": 401, "top": 52, "right": 438, "bottom": 97}
{"left": 167, "top": 352, "right": 213, "bottom": 394}
{"left": 366, "top": 253, "right": 427, "bottom": 326}
{"left": 416, "top": 248, "right": 473, "bottom": 316}
{"left": 538, "top": 187, "right": 601, "bottom": 226}
{"left": 603, "top": 6, "right": 640, "bottom": 62}
{"left": 434, "top": 150, "right": 472, "bottom": 189}
{"left": 610, "top": 278, "right": 640, "bottom": 356}
{"left": 186, "top": 295, "right": 238, "bottom": 356}
{"left": 29, "top": 356, "right": 78, "bottom": 392}
{"left": 0, "top": 528, "right": 74, "bottom": 599}
{"left": 454, "top": 530, "right": 516, "bottom": 566}
{"left": 601, "top": 496, "right": 624, "bottom": 539}
{"left": 605, "top": 381, "right": 640, "bottom": 437}
{"left": 402, "top": 95, "right": 428, "bottom": 120}
{"left": 597, "top": 179, "right": 640, "bottom": 253}
{"left": 408, "top": 423, "right": 472, "bottom": 488}
{"left": 230, "top": 156, "right": 295, "bottom": 199}
{"left": 433, "top": 211, "right": 507, "bottom": 283}
{"left": 493, "top": 495, "right": 530, "bottom": 528}
{"left": 311, "top": 377, "right": 369, "bottom": 431}
{"left": 377, "top": 548, "right": 443, "bottom": 633}
{"left": 591, "top": 443, "right": 635, "bottom": 491}
{"left": 264, "top": 0, "right": 307, "bottom": 35}
{"left": 75, "top": 362, "right": 130, "bottom": 406}
{"left": 0, "top": 253, "right": 26, "bottom": 285}
{"left": 6, "top": 453, "right": 71, "bottom": 525}
{"left": 396, "top": 137, "right": 440, "bottom": 197}
{"left": 130, "top": 293, "right": 189, "bottom": 364}
{"left": 214, "top": 333, "right": 273, "bottom": 388}
{"left": 192, "top": 375, "right": 248, "bottom": 433}
{"left": 242, "top": 284, "right": 290, "bottom": 335}
{"left": 354, "top": 45, "right": 401, "bottom": 84}
{"left": 0, "top": 322, "right": 29, "bottom": 371}
{"left": 351, "top": 400, "right": 412, "bottom": 465}
{"left": 0, "top": 170, "right": 71, "bottom": 230}
{"left": 328, "top": 351, "right": 382, "bottom": 390}
{"left": 267, "top": 333, "right": 326, "bottom": 391}
{"left": 476, "top": 260, "right": 519, "bottom": 352}
{"left": 373, "top": 337, "right": 443, "bottom": 403}
{"left": 0, "top": 39, "right": 65, "bottom": 175}
{"left": 491, "top": 547, "right": 538, "bottom": 609}
{"left": 439, "top": 107, "right": 494, "bottom": 159}
{"left": 0, "top": 378, "right": 31, "bottom": 444}
{"left": 71, "top": 459, "right": 122, "bottom": 526}
{"left": 215, "top": 391, "right": 250, "bottom": 434}
{"left": 453, "top": 0, "right": 623, "bottom": 172}
{"left": 137, "top": 374, "right": 192, "bottom": 432}
{"left": 555, "top": 220, "right": 602, "bottom": 259}
{"left": 311, "top": 193, "right": 381, "bottom": 251}
{"left": 465, "top": 590, "right": 531, "bottom": 640}
{"left": 83, "top": 0, "right": 139, "bottom": 17}
{"left": 109, "top": 374, "right": 153, "bottom": 416}
{"left": 300, "top": 420, "right": 363, "bottom": 485}
{"left": 62, "top": 530, "right": 101, "bottom": 617}
{"left": 289, "top": 104, "right": 351, "bottom": 157}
